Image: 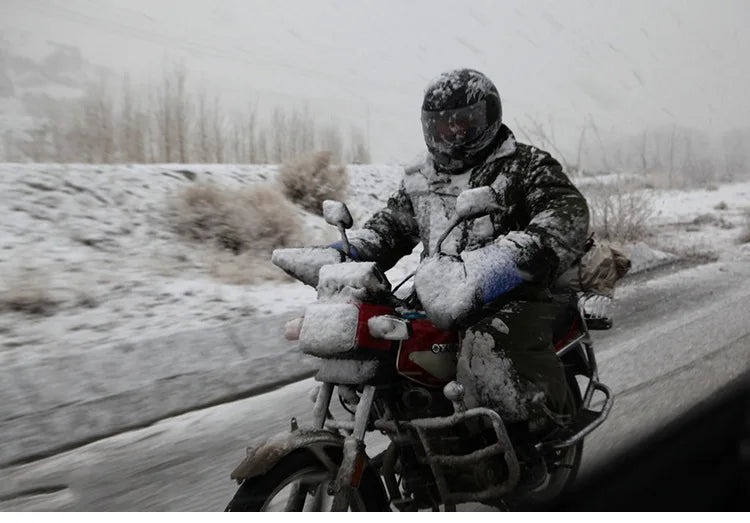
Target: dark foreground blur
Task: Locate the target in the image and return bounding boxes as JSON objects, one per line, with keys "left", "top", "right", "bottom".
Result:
{"left": 549, "top": 371, "right": 750, "bottom": 511}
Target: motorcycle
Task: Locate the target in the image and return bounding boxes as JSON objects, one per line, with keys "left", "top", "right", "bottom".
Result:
{"left": 225, "top": 187, "right": 614, "bottom": 511}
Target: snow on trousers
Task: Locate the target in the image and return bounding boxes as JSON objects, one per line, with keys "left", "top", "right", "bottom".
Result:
{"left": 457, "top": 292, "right": 569, "bottom": 423}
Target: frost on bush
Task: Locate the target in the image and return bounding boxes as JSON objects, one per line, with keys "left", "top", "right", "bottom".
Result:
{"left": 739, "top": 210, "right": 750, "bottom": 244}
{"left": 0, "top": 277, "right": 60, "bottom": 316}
{"left": 170, "top": 182, "right": 301, "bottom": 255}
{"left": 278, "top": 151, "right": 349, "bottom": 215}
{"left": 582, "top": 178, "right": 655, "bottom": 242}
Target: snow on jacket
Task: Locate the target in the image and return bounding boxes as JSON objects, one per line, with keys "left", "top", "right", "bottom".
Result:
{"left": 348, "top": 125, "right": 590, "bottom": 287}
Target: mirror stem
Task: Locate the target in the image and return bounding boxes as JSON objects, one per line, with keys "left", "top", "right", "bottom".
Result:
{"left": 338, "top": 226, "right": 353, "bottom": 259}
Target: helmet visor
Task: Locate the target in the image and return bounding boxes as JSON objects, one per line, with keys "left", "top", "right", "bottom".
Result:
{"left": 421, "top": 100, "right": 488, "bottom": 149}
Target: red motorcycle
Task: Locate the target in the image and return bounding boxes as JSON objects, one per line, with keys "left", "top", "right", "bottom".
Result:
{"left": 226, "top": 188, "right": 613, "bottom": 511}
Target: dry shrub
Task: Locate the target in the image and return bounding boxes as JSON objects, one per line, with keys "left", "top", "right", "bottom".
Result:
{"left": 739, "top": 210, "right": 750, "bottom": 244}
{"left": 583, "top": 178, "right": 655, "bottom": 242}
{"left": 277, "top": 151, "right": 349, "bottom": 214}
{"left": 171, "top": 182, "right": 301, "bottom": 255}
{"left": 692, "top": 213, "right": 717, "bottom": 226}
{"left": 714, "top": 201, "right": 729, "bottom": 211}
{"left": 0, "top": 278, "right": 60, "bottom": 316}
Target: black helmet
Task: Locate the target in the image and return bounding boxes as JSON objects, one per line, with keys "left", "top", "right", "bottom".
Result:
{"left": 421, "top": 69, "right": 503, "bottom": 173}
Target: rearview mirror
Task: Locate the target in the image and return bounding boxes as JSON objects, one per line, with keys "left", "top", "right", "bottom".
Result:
{"left": 322, "top": 200, "right": 353, "bottom": 230}
{"left": 455, "top": 187, "right": 501, "bottom": 221}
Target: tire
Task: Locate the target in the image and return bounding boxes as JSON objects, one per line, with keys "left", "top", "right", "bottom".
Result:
{"left": 225, "top": 449, "right": 390, "bottom": 512}
{"left": 515, "top": 371, "right": 584, "bottom": 507}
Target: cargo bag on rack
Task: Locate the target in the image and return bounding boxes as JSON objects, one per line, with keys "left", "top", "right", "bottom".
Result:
{"left": 554, "top": 235, "right": 632, "bottom": 330}
{"left": 554, "top": 235, "right": 632, "bottom": 297}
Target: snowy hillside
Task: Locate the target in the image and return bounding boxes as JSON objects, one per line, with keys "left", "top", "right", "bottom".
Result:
{"left": 0, "top": 163, "right": 405, "bottom": 364}
{"left": 0, "top": 38, "right": 114, "bottom": 159}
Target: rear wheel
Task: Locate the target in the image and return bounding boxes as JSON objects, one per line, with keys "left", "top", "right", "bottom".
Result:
{"left": 225, "top": 449, "right": 390, "bottom": 512}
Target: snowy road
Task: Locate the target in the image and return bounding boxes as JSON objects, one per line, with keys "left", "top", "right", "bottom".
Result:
{"left": 1, "top": 257, "right": 749, "bottom": 511}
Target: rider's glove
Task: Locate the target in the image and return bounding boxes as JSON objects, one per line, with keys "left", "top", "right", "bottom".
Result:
{"left": 328, "top": 242, "right": 360, "bottom": 261}
{"left": 414, "top": 244, "right": 524, "bottom": 330}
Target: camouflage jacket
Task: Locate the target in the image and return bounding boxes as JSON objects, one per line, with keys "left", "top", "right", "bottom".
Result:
{"left": 349, "top": 125, "right": 590, "bottom": 287}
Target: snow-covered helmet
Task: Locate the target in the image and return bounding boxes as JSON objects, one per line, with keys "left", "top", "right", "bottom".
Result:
{"left": 421, "top": 69, "right": 503, "bottom": 173}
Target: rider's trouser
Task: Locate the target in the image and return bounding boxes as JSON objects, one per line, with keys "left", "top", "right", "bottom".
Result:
{"left": 456, "top": 289, "right": 570, "bottom": 423}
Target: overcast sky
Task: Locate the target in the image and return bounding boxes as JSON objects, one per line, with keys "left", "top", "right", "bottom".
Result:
{"left": 3, "top": 0, "right": 749, "bottom": 162}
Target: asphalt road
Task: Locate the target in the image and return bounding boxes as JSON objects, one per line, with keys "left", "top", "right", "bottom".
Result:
{"left": 1, "top": 257, "right": 749, "bottom": 511}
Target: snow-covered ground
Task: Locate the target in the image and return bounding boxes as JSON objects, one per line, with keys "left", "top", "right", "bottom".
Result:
{"left": 0, "top": 163, "right": 404, "bottom": 365}
{"left": 2, "top": 162, "right": 750, "bottom": 467}
{"left": 1, "top": 164, "right": 748, "bottom": 367}
{"left": 643, "top": 180, "right": 750, "bottom": 260}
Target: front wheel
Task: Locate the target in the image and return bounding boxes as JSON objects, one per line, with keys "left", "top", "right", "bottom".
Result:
{"left": 225, "top": 449, "right": 389, "bottom": 512}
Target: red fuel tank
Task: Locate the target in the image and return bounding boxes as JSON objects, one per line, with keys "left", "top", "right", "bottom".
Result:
{"left": 396, "top": 319, "right": 460, "bottom": 388}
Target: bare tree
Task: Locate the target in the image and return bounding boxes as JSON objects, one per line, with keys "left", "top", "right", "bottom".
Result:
{"left": 211, "top": 96, "right": 226, "bottom": 163}
{"left": 667, "top": 124, "right": 676, "bottom": 188}
{"left": 299, "top": 105, "right": 315, "bottom": 155}
{"left": 194, "top": 87, "right": 211, "bottom": 162}
{"left": 172, "top": 65, "right": 191, "bottom": 163}
{"left": 120, "top": 74, "right": 148, "bottom": 162}
{"left": 349, "top": 126, "right": 371, "bottom": 164}
{"left": 231, "top": 119, "right": 246, "bottom": 163}
{"left": 271, "top": 107, "right": 287, "bottom": 162}
{"left": 256, "top": 131, "right": 268, "bottom": 163}
{"left": 71, "top": 81, "right": 115, "bottom": 162}
{"left": 639, "top": 131, "right": 648, "bottom": 175}
{"left": 154, "top": 72, "right": 173, "bottom": 162}
{"left": 6, "top": 60, "right": 371, "bottom": 165}
{"left": 514, "top": 115, "right": 574, "bottom": 174}
{"left": 722, "top": 127, "right": 750, "bottom": 181}
{"left": 587, "top": 117, "right": 612, "bottom": 173}
{"left": 245, "top": 103, "right": 257, "bottom": 162}
{"left": 318, "top": 125, "right": 344, "bottom": 163}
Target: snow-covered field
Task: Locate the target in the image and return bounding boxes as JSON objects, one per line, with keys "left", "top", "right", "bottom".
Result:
{"left": 0, "top": 163, "right": 404, "bottom": 365}
{"left": 638, "top": 180, "right": 750, "bottom": 260}
{"left": 2, "top": 162, "right": 750, "bottom": 468}
{"left": 1, "top": 163, "right": 749, "bottom": 367}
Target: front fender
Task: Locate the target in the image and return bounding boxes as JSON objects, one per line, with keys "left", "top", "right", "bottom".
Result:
{"left": 230, "top": 429, "right": 344, "bottom": 482}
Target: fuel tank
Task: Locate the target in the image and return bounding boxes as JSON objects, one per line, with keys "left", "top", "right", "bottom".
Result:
{"left": 396, "top": 319, "right": 459, "bottom": 388}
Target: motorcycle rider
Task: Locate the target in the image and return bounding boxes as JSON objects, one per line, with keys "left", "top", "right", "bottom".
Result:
{"left": 277, "top": 69, "right": 590, "bottom": 485}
